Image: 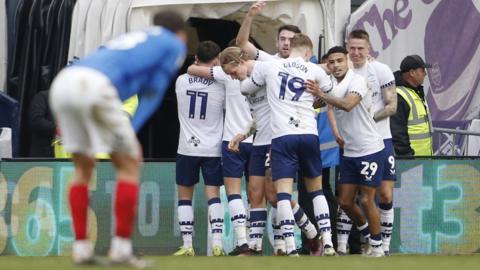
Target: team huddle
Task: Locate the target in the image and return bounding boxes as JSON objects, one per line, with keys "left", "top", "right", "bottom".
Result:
{"left": 48, "top": 1, "right": 398, "bottom": 267}
{"left": 173, "top": 1, "right": 397, "bottom": 258}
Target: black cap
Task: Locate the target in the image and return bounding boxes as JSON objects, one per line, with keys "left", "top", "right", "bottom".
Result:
{"left": 400, "top": 55, "right": 432, "bottom": 73}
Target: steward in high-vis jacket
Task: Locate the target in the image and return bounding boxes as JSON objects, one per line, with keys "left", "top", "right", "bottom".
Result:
{"left": 390, "top": 55, "right": 433, "bottom": 156}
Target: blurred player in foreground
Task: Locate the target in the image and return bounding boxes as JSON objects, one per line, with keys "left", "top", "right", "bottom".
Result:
{"left": 49, "top": 11, "right": 187, "bottom": 267}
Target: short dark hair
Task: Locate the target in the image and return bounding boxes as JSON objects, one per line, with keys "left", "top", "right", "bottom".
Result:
{"left": 321, "top": 54, "right": 329, "bottom": 62}
{"left": 153, "top": 11, "right": 186, "bottom": 33}
{"left": 196, "top": 41, "right": 221, "bottom": 63}
{"left": 277, "top": 24, "right": 301, "bottom": 38}
{"left": 327, "top": 46, "right": 348, "bottom": 56}
{"left": 348, "top": 29, "right": 370, "bottom": 43}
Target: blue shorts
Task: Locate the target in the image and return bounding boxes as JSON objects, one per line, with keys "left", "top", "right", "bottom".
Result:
{"left": 271, "top": 134, "right": 322, "bottom": 181}
{"left": 249, "top": 144, "right": 271, "bottom": 176}
{"left": 382, "top": 139, "right": 397, "bottom": 181}
{"left": 176, "top": 154, "right": 223, "bottom": 187}
{"left": 222, "top": 141, "right": 252, "bottom": 178}
{"left": 338, "top": 149, "right": 385, "bottom": 187}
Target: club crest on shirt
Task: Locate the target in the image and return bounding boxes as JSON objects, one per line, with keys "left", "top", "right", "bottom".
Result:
{"left": 188, "top": 136, "right": 201, "bottom": 147}
{"left": 289, "top": 117, "right": 300, "bottom": 127}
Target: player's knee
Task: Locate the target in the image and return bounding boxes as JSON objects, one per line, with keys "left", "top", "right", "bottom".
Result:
{"left": 73, "top": 156, "right": 95, "bottom": 183}
{"left": 205, "top": 186, "right": 221, "bottom": 199}
{"left": 359, "top": 194, "right": 375, "bottom": 209}
{"left": 248, "top": 188, "right": 265, "bottom": 207}
{"left": 377, "top": 191, "right": 392, "bottom": 204}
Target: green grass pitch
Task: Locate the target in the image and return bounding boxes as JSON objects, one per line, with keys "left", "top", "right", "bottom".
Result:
{"left": 1, "top": 255, "right": 479, "bottom": 270}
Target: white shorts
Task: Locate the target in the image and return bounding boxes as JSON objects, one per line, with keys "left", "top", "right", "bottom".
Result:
{"left": 49, "top": 66, "right": 139, "bottom": 157}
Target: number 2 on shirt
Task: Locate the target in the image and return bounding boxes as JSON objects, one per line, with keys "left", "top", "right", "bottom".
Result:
{"left": 278, "top": 72, "right": 305, "bottom": 101}
{"left": 186, "top": 91, "right": 208, "bottom": 119}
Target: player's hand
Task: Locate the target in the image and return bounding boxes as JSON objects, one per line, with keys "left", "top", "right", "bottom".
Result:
{"left": 313, "top": 97, "right": 326, "bottom": 109}
{"left": 334, "top": 133, "right": 345, "bottom": 148}
{"left": 305, "top": 79, "right": 325, "bottom": 98}
{"left": 248, "top": 1, "right": 266, "bottom": 17}
{"left": 228, "top": 134, "right": 245, "bottom": 153}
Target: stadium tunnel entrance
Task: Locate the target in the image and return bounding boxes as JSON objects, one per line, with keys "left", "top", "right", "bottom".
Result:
{"left": 137, "top": 18, "right": 253, "bottom": 159}
{"left": 130, "top": 0, "right": 332, "bottom": 158}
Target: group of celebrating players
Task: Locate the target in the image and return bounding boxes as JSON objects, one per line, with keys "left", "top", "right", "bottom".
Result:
{"left": 49, "top": 1, "right": 398, "bottom": 267}
{"left": 173, "top": 1, "right": 397, "bottom": 259}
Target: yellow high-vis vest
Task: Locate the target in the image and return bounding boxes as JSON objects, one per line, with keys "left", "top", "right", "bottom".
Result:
{"left": 396, "top": 86, "right": 433, "bottom": 156}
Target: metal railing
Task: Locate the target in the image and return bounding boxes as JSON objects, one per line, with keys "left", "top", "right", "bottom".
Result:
{"left": 433, "top": 127, "right": 480, "bottom": 156}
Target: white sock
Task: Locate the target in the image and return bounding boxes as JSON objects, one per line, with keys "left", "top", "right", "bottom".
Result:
{"left": 208, "top": 198, "right": 224, "bottom": 248}
{"left": 311, "top": 191, "right": 333, "bottom": 247}
{"left": 336, "top": 208, "right": 352, "bottom": 253}
{"left": 380, "top": 206, "right": 394, "bottom": 252}
{"left": 357, "top": 222, "right": 371, "bottom": 242}
{"left": 73, "top": 240, "right": 93, "bottom": 261}
{"left": 110, "top": 236, "right": 132, "bottom": 259}
{"left": 369, "top": 233, "right": 383, "bottom": 254}
{"left": 277, "top": 196, "right": 295, "bottom": 254}
{"left": 248, "top": 208, "right": 267, "bottom": 251}
{"left": 292, "top": 203, "right": 317, "bottom": 239}
{"left": 271, "top": 207, "right": 285, "bottom": 253}
{"left": 246, "top": 203, "right": 251, "bottom": 241}
{"left": 227, "top": 195, "right": 247, "bottom": 246}
{"left": 178, "top": 200, "right": 194, "bottom": 248}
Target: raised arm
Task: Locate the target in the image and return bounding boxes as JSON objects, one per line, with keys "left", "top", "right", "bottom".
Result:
{"left": 236, "top": 1, "right": 266, "bottom": 59}
{"left": 373, "top": 85, "right": 397, "bottom": 122}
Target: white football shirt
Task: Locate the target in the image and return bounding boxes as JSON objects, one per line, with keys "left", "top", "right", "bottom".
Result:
{"left": 211, "top": 66, "right": 253, "bottom": 143}
{"left": 256, "top": 49, "right": 281, "bottom": 61}
{"left": 353, "top": 61, "right": 395, "bottom": 139}
{"left": 240, "top": 78, "right": 272, "bottom": 146}
{"left": 249, "top": 57, "right": 332, "bottom": 139}
{"left": 176, "top": 73, "right": 225, "bottom": 157}
{"left": 237, "top": 50, "right": 277, "bottom": 146}
{"left": 330, "top": 70, "right": 384, "bottom": 157}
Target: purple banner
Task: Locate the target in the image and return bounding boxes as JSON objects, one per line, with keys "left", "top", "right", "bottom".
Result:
{"left": 432, "top": 120, "right": 470, "bottom": 155}
{"left": 348, "top": 0, "right": 480, "bottom": 122}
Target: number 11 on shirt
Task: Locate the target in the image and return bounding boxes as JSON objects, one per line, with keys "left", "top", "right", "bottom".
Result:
{"left": 186, "top": 90, "right": 208, "bottom": 119}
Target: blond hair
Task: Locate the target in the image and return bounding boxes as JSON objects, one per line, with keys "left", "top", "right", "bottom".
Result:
{"left": 219, "top": 47, "right": 249, "bottom": 68}
{"left": 290, "top": 33, "right": 313, "bottom": 50}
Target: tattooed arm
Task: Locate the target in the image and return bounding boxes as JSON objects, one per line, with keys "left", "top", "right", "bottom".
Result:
{"left": 373, "top": 85, "right": 397, "bottom": 122}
